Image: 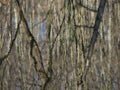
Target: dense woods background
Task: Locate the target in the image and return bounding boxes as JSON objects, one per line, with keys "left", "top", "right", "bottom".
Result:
{"left": 0, "top": 0, "right": 120, "bottom": 90}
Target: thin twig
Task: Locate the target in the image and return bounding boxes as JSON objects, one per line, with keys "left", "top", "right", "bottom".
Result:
{"left": 76, "top": 1, "right": 98, "bottom": 12}
{"left": 0, "top": 18, "right": 21, "bottom": 65}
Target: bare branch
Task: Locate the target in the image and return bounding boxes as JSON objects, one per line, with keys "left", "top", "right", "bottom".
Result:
{"left": 79, "top": 0, "right": 107, "bottom": 87}
{"left": 76, "top": 1, "right": 98, "bottom": 12}
{"left": 75, "top": 24, "right": 94, "bottom": 29}
{"left": 15, "top": 0, "right": 48, "bottom": 78}
{"left": 0, "top": 18, "right": 21, "bottom": 65}
{"left": 51, "top": 15, "right": 65, "bottom": 50}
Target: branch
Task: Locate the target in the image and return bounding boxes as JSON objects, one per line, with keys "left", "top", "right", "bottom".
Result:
{"left": 32, "top": 0, "right": 54, "bottom": 29}
{"left": 15, "top": 0, "right": 48, "bottom": 78}
{"left": 43, "top": 13, "right": 65, "bottom": 90}
{"left": 75, "top": 24, "right": 94, "bottom": 29}
{"left": 79, "top": 0, "right": 107, "bottom": 87}
{"left": 0, "top": 18, "right": 21, "bottom": 65}
{"left": 77, "top": 1, "right": 98, "bottom": 12}
{"left": 51, "top": 15, "right": 65, "bottom": 50}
